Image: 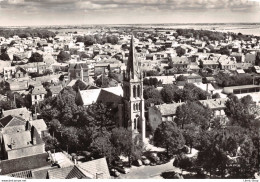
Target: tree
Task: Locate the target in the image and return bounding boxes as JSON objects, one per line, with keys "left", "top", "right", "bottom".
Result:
{"left": 60, "top": 126, "right": 79, "bottom": 152}
{"left": 161, "top": 84, "right": 180, "bottom": 103}
{"left": 175, "top": 101, "right": 212, "bottom": 130}
{"left": 212, "top": 93, "right": 220, "bottom": 99}
{"left": 29, "top": 52, "right": 43, "bottom": 62}
{"left": 42, "top": 135, "right": 59, "bottom": 151}
{"left": 82, "top": 103, "right": 116, "bottom": 132}
{"left": 219, "top": 47, "right": 231, "bottom": 56}
{"left": 0, "top": 52, "right": 10, "bottom": 61}
{"left": 111, "top": 127, "right": 144, "bottom": 166}
{"left": 72, "top": 80, "right": 88, "bottom": 91}
{"left": 197, "top": 130, "right": 230, "bottom": 177}
{"left": 57, "top": 51, "right": 71, "bottom": 63}
{"left": 145, "top": 70, "right": 160, "bottom": 76}
{"left": 175, "top": 46, "right": 186, "bottom": 57}
{"left": 107, "top": 35, "right": 119, "bottom": 45}
{"left": 83, "top": 35, "right": 96, "bottom": 46}
{"left": 153, "top": 121, "right": 185, "bottom": 156}
{"left": 176, "top": 75, "right": 187, "bottom": 81}
{"left": 95, "top": 75, "right": 110, "bottom": 88}
{"left": 90, "top": 130, "right": 116, "bottom": 165}
{"left": 225, "top": 94, "right": 255, "bottom": 128}
{"left": 182, "top": 123, "right": 200, "bottom": 153}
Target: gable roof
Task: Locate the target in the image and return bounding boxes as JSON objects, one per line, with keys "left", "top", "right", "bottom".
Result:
{"left": 48, "top": 166, "right": 74, "bottom": 179}
{"left": 0, "top": 115, "right": 25, "bottom": 128}
{"left": 80, "top": 86, "right": 123, "bottom": 106}
{"left": 32, "top": 86, "right": 47, "bottom": 95}
{"left": 155, "top": 102, "right": 184, "bottom": 116}
{"left": 49, "top": 85, "right": 62, "bottom": 95}
{"left": 77, "top": 158, "right": 111, "bottom": 179}
{"left": 2, "top": 107, "right": 31, "bottom": 121}
{"left": 29, "top": 119, "right": 47, "bottom": 133}
{"left": 199, "top": 98, "right": 227, "bottom": 110}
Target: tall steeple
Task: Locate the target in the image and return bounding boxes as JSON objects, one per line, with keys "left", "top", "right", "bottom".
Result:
{"left": 126, "top": 35, "right": 141, "bottom": 80}
{"left": 123, "top": 34, "right": 146, "bottom": 142}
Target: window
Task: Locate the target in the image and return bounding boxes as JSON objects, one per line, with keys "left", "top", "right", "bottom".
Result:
{"left": 133, "top": 104, "right": 136, "bottom": 111}
{"left": 133, "top": 85, "right": 137, "bottom": 98}
{"left": 134, "top": 118, "right": 137, "bottom": 129}
{"left": 137, "top": 85, "right": 140, "bottom": 97}
{"left": 35, "top": 95, "right": 37, "bottom": 100}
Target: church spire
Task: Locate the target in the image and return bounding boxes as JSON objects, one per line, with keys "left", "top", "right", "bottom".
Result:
{"left": 126, "top": 35, "right": 140, "bottom": 80}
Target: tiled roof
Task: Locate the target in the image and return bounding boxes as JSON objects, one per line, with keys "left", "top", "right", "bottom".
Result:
{"left": 199, "top": 98, "right": 227, "bottom": 110}
{"left": 155, "top": 102, "right": 184, "bottom": 116}
{"left": 66, "top": 166, "right": 93, "bottom": 179}
{"left": 171, "top": 57, "right": 189, "bottom": 64}
{"left": 78, "top": 158, "right": 111, "bottom": 179}
{"left": 0, "top": 153, "right": 51, "bottom": 175}
{"left": 48, "top": 166, "right": 74, "bottom": 179}
{"left": 29, "top": 119, "right": 47, "bottom": 133}
{"left": 2, "top": 107, "right": 31, "bottom": 121}
{"left": 32, "top": 86, "right": 47, "bottom": 95}
{"left": 7, "top": 170, "right": 33, "bottom": 179}
{"left": 0, "top": 115, "right": 26, "bottom": 128}
{"left": 49, "top": 85, "right": 62, "bottom": 95}
{"left": 3, "top": 131, "right": 32, "bottom": 150}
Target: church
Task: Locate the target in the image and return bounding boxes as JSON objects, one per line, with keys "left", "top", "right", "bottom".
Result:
{"left": 78, "top": 35, "right": 146, "bottom": 141}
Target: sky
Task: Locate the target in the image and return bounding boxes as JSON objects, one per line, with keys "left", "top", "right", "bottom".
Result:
{"left": 0, "top": 0, "right": 260, "bottom": 26}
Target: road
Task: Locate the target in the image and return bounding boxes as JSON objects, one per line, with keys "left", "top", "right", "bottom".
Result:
{"left": 118, "top": 159, "right": 182, "bottom": 179}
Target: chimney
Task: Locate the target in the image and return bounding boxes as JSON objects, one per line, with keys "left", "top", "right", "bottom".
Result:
{"left": 74, "top": 158, "right": 77, "bottom": 165}
{"left": 11, "top": 138, "right": 16, "bottom": 149}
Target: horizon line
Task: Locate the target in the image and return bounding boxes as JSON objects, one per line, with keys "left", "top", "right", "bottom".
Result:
{"left": 1, "top": 22, "right": 260, "bottom": 28}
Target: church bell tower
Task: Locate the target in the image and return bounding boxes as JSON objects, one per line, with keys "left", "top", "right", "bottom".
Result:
{"left": 123, "top": 35, "right": 146, "bottom": 141}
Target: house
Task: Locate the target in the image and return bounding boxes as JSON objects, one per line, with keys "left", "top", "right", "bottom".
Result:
{"left": 31, "top": 86, "right": 47, "bottom": 105}
{"left": 28, "top": 119, "right": 48, "bottom": 138}
{"left": 199, "top": 59, "right": 219, "bottom": 69}
{"left": 253, "top": 66, "right": 260, "bottom": 74}
{"left": 52, "top": 63, "right": 69, "bottom": 72}
{"left": 230, "top": 52, "right": 245, "bottom": 63}
{"left": 145, "top": 76, "right": 176, "bottom": 85}
{"left": 68, "top": 63, "right": 89, "bottom": 83}
{"left": 218, "top": 56, "right": 237, "bottom": 70}
{"left": 245, "top": 53, "right": 256, "bottom": 64}
{"left": 48, "top": 85, "right": 62, "bottom": 97}
{"left": 0, "top": 61, "right": 11, "bottom": 73}
{"left": 14, "top": 67, "right": 28, "bottom": 79}
{"left": 8, "top": 80, "right": 29, "bottom": 93}
{"left": 199, "top": 98, "right": 227, "bottom": 117}
{"left": 0, "top": 115, "right": 45, "bottom": 160}
{"left": 186, "top": 74, "right": 202, "bottom": 84}
{"left": 47, "top": 158, "right": 110, "bottom": 179}
{"left": 1, "top": 107, "right": 31, "bottom": 121}
{"left": 148, "top": 102, "right": 184, "bottom": 131}
{"left": 3, "top": 66, "right": 16, "bottom": 80}
{"left": 20, "top": 62, "right": 47, "bottom": 74}
{"left": 170, "top": 57, "right": 190, "bottom": 69}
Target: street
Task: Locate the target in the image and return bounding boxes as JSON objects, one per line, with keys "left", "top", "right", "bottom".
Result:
{"left": 118, "top": 159, "right": 182, "bottom": 179}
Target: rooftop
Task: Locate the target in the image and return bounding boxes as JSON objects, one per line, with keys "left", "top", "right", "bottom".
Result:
{"left": 155, "top": 102, "right": 184, "bottom": 116}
